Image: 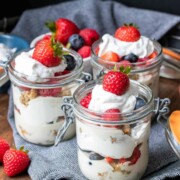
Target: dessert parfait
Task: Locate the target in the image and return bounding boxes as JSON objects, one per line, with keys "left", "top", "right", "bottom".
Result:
{"left": 6, "top": 35, "right": 83, "bottom": 145}
{"left": 30, "top": 18, "right": 100, "bottom": 74}
{"left": 91, "top": 23, "right": 163, "bottom": 97}
{"left": 73, "top": 67, "right": 154, "bottom": 180}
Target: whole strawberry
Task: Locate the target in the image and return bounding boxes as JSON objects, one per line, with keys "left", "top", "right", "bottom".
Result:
{"left": 3, "top": 146, "right": 30, "bottom": 177}
{"left": 102, "top": 67, "right": 130, "bottom": 95}
{"left": 0, "top": 138, "right": 10, "bottom": 163}
{"left": 114, "top": 23, "right": 140, "bottom": 42}
{"left": 46, "top": 18, "right": 80, "bottom": 45}
{"left": 32, "top": 36, "right": 64, "bottom": 67}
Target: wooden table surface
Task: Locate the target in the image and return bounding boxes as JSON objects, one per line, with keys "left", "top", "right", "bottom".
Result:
{"left": 0, "top": 77, "right": 180, "bottom": 180}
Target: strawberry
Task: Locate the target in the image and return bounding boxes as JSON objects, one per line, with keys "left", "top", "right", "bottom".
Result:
{"left": 102, "top": 67, "right": 130, "bottom": 96}
{"left": 38, "top": 87, "right": 62, "bottom": 97}
{"left": 79, "top": 28, "right": 100, "bottom": 46}
{"left": 105, "top": 157, "right": 114, "bottom": 164}
{"left": 45, "top": 18, "right": 80, "bottom": 45}
{"left": 100, "top": 51, "right": 120, "bottom": 62}
{"left": 3, "top": 146, "right": 30, "bottom": 177}
{"left": 114, "top": 23, "right": 140, "bottom": 42}
{"left": 127, "top": 143, "right": 142, "bottom": 165}
{"left": 80, "top": 93, "right": 92, "bottom": 108}
{"left": 119, "top": 143, "right": 142, "bottom": 165}
{"left": 148, "top": 51, "right": 157, "bottom": 59}
{"left": 32, "top": 36, "right": 63, "bottom": 67}
{"left": 102, "top": 109, "right": 121, "bottom": 121}
{"left": 0, "top": 138, "right": 10, "bottom": 163}
{"left": 54, "top": 69, "right": 71, "bottom": 76}
{"left": 78, "top": 45, "right": 91, "bottom": 58}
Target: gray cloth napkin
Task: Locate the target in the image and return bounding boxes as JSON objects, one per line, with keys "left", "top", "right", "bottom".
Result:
{"left": 8, "top": 0, "right": 180, "bottom": 179}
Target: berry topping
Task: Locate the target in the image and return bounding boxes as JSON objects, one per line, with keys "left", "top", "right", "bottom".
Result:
{"left": 105, "top": 157, "right": 114, "bottom": 164}
{"left": 134, "top": 97, "right": 146, "bottom": 110}
{"left": 100, "top": 51, "right": 120, "bottom": 62}
{"left": 0, "top": 138, "right": 10, "bottom": 163}
{"left": 80, "top": 93, "right": 92, "bottom": 108}
{"left": 3, "top": 146, "right": 30, "bottom": 177}
{"left": 114, "top": 23, "right": 140, "bottom": 42}
{"left": 64, "top": 54, "right": 76, "bottom": 71}
{"left": 102, "top": 109, "right": 121, "bottom": 121}
{"left": 67, "top": 34, "right": 84, "bottom": 51}
{"left": 54, "top": 69, "right": 70, "bottom": 76}
{"left": 79, "top": 28, "right": 100, "bottom": 46}
{"left": 102, "top": 67, "right": 130, "bottom": 96}
{"left": 45, "top": 18, "right": 80, "bottom": 45}
{"left": 78, "top": 45, "right": 91, "bottom": 58}
{"left": 119, "top": 143, "right": 142, "bottom": 166}
{"left": 122, "top": 53, "right": 138, "bottom": 63}
{"left": 32, "top": 36, "right": 64, "bottom": 67}
{"left": 38, "top": 88, "right": 62, "bottom": 97}
{"left": 148, "top": 51, "right": 157, "bottom": 59}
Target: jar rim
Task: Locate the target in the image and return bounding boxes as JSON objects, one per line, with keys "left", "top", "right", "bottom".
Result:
{"left": 91, "top": 39, "right": 163, "bottom": 73}
{"left": 73, "top": 79, "right": 154, "bottom": 125}
{"left": 8, "top": 47, "right": 83, "bottom": 88}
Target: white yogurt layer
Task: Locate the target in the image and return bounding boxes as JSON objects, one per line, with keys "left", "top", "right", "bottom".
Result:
{"left": 88, "top": 82, "right": 138, "bottom": 113}
{"left": 98, "top": 34, "right": 154, "bottom": 58}
{"left": 13, "top": 85, "right": 76, "bottom": 145}
{"left": 76, "top": 117, "right": 151, "bottom": 180}
{"left": 14, "top": 49, "right": 67, "bottom": 82}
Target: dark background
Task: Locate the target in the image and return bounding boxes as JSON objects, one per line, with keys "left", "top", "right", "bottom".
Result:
{"left": 0, "top": 0, "right": 180, "bottom": 33}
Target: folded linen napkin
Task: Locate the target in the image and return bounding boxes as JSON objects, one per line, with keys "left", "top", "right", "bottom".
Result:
{"left": 8, "top": 0, "right": 180, "bottom": 179}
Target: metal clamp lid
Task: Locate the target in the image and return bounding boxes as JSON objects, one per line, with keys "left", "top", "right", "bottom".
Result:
{"left": 54, "top": 96, "right": 74, "bottom": 146}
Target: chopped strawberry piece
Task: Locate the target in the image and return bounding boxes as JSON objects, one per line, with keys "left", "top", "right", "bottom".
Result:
{"left": 105, "top": 157, "right": 114, "bottom": 164}
{"left": 101, "top": 51, "right": 120, "bottom": 62}
{"left": 128, "top": 143, "right": 142, "bottom": 165}
{"left": 102, "top": 109, "right": 121, "bottom": 121}
{"left": 118, "top": 60, "right": 132, "bottom": 68}
{"left": 148, "top": 51, "right": 157, "bottom": 59}
{"left": 54, "top": 70, "right": 71, "bottom": 76}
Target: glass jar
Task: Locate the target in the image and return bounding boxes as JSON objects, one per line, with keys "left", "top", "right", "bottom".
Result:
{"left": 72, "top": 79, "right": 168, "bottom": 180}
{"left": 91, "top": 39, "right": 163, "bottom": 97}
{"left": 0, "top": 47, "right": 90, "bottom": 146}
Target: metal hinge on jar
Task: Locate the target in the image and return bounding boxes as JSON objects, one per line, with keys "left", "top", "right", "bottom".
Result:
{"left": 54, "top": 96, "right": 74, "bottom": 146}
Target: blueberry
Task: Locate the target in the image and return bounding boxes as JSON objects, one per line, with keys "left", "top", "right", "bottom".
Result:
{"left": 89, "top": 152, "right": 104, "bottom": 160}
{"left": 134, "top": 97, "right": 146, "bottom": 110}
{"left": 64, "top": 55, "right": 76, "bottom": 71}
{"left": 122, "top": 53, "right": 138, "bottom": 63}
{"left": 68, "top": 34, "right": 84, "bottom": 50}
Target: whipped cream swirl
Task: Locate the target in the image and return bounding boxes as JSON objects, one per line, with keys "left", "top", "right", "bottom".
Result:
{"left": 14, "top": 49, "right": 67, "bottom": 82}
{"left": 88, "top": 82, "right": 138, "bottom": 113}
{"left": 98, "top": 34, "right": 154, "bottom": 58}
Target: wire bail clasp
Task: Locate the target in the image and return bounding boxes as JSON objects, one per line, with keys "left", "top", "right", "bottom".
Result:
{"left": 54, "top": 96, "right": 74, "bottom": 146}
{"left": 154, "top": 98, "right": 171, "bottom": 129}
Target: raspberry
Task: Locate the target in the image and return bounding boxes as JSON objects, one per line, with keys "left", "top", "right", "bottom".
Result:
{"left": 79, "top": 28, "right": 100, "bottom": 46}
{"left": 78, "top": 45, "right": 91, "bottom": 58}
{"left": 80, "top": 93, "right": 92, "bottom": 108}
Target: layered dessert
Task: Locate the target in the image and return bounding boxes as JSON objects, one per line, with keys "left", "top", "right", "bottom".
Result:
{"left": 30, "top": 18, "right": 100, "bottom": 74}
{"left": 91, "top": 23, "right": 163, "bottom": 97}
{"left": 74, "top": 68, "right": 153, "bottom": 180}
{"left": 10, "top": 35, "right": 83, "bottom": 145}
